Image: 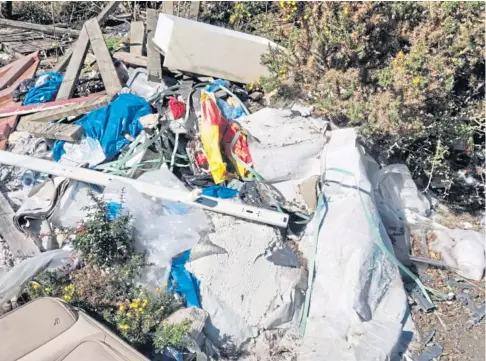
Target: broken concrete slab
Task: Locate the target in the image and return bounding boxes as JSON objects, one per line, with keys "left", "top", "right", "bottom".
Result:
{"left": 152, "top": 14, "right": 279, "bottom": 84}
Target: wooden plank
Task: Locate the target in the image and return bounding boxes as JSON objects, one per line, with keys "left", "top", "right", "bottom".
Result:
{"left": 189, "top": 1, "right": 200, "bottom": 20}
{"left": 56, "top": 26, "right": 90, "bottom": 100}
{"left": 18, "top": 120, "right": 84, "bottom": 141}
{"left": 0, "top": 55, "right": 34, "bottom": 90}
{"left": 146, "top": 9, "right": 162, "bottom": 82}
{"left": 130, "top": 21, "right": 144, "bottom": 55}
{"left": 85, "top": 18, "right": 122, "bottom": 96}
{"left": 21, "top": 95, "right": 110, "bottom": 123}
{"left": 0, "top": 18, "right": 79, "bottom": 37}
{"left": 0, "top": 93, "right": 106, "bottom": 118}
{"left": 162, "top": 1, "right": 174, "bottom": 15}
{"left": 113, "top": 51, "right": 147, "bottom": 67}
{"left": 0, "top": 192, "right": 39, "bottom": 257}
{"left": 0, "top": 54, "right": 40, "bottom": 108}
{"left": 53, "top": 1, "right": 120, "bottom": 72}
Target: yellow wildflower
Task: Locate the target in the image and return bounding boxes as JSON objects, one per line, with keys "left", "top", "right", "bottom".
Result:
{"left": 343, "top": 7, "right": 349, "bottom": 16}
{"left": 32, "top": 282, "right": 40, "bottom": 290}
{"left": 412, "top": 77, "right": 421, "bottom": 85}
{"left": 63, "top": 295, "right": 72, "bottom": 302}
{"left": 119, "top": 324, "right": 129, "bottom": 331}
{"left": 163, "top": 282, "right": 169, "bottom": 288}
{"left": 129, "top": 302, "right": 137, "bottom": 309}
{"left": 44, "top": 287, "right": 52, "bottom": 293}
{"left": 143, "top": 299, "right": 148, "bottom": 307}
{"left": 397, "top": 51, "right": 404, "bottom": 58}
{"left": 119, "top": 305, "right": 125, "bottom": 312}
{"left": 138, "top": 307, "right": 144, "bottom": 313}
{"left": 155, "top": 287, "right": 161, "bottom": 294}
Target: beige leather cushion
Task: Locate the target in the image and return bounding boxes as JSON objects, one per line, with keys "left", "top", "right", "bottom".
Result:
{"left": 0, "top": 298, "right": 77, "bottom": 361}
{"left": 58, "top": 341, "right": 125, "bottom": 361}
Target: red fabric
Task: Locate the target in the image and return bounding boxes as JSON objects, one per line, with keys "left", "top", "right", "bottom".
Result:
{"left": 168, "top": 96, "right": 186, "bottom": 120}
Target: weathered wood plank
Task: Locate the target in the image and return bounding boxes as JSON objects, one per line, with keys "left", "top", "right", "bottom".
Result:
{"left": 20, "top": 95, "right": 110, "bottom": 123}
{"left": 18, "top": 120, "right": 84, "bottom": 141}
{"left": 85, "top": 18, "right": 122, "bottom": 96}
{"left": 53, "top": 1, "right": 120, "bottom": 72}
{"left": 189, "top": 1, "right": 200, "bottom": 20}
{"left": 162, "top": 1, "right": 174, "bottom": 15}
{"left": 56, "top": 26, "right": 90, "bottom": 100}
{"left": 0, "top": 18, "right": 79, "bottom": 37}
{"left": 113, "top": 51, "right": 147, "bottom": 67}
{"left": 0, "top": 93, "right": 106, "bottom": 118}
{"left": 0, "top": 54, "right": 40, "bottom": 108}
{"left": 130, "top": 21, "right": 144, "bottom": 55}
{"left": 146, "top": 9, "right": 162, "bottom": 82}
{"left": 0, "top": 54, "right": 34, "bottom": 90}
{"left": 0, "top": 192, "right": 39, "bottom": 257}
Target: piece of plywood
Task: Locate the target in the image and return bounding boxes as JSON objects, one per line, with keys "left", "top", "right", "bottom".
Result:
{"left": 130, "top": 21, "right": 144, "bottom": 55}
{"left": 113, "top": 51, "right": 147, "bottom": 67}
{"left": 0, "top": 192, "right": 39, "bottom": 257}
{"left": 20, "top": 95, "right": 110, "bottom": 123}
{"left": 53, "top": 1, "right": 120, "bottom": 72}
{"left": 146, "top": 9, "right": 162, "bottom": 82}
{"left": 56, "top": 27, "right": 90, "bottom": 100}
{"left": 84, "top": 18, "right": 122, "bottom": 96}
{"left": 17, "top": 120, "right": 84, "bottom": 141}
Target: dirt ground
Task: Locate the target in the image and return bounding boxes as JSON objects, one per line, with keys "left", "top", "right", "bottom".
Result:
{"left": 410, "top": 266, "right": 485, "bottom": 361}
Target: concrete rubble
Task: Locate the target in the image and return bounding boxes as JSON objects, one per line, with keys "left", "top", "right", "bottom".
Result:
{"left": 0, "top": 4, "right": 483, "bottom": 361}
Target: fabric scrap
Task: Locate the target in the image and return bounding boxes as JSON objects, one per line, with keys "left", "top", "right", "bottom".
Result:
{"left": 24, "top": 72, "right": 63, "bottom": 105}
{"left": 201, "top": 185, "right": 238, "bottom": 199}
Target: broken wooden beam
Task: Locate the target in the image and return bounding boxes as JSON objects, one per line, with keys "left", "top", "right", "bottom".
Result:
{"left": 20, "top": 94, "right": 110, "bottom": 123}
{"left": 0, "top": 54, "right": 40, "bottom": 108}
{"left": 0, "top": 18, "right": 79, "bottom": 37}
{"left": 189, "top": 1, "right": 200, "bottom": 20}
{"left": 0, "top": 93, "right": 107, "bottom": 118}
{"left": 130, "top": 21, "right": 144, "bottom": 56}
{"left": 146, "top": 9, "right": 162, "bottom": 82}
{"left": 53, "top": 1, "right": 120, "bottom": 72}
{"left": 113, "top": 51, "right": 148, "bottom": 67}
{"left": 56, "top": 27, "right": 90, "bottom": 100}
{"left": 85, "top": 18, "right": 122, "bottom": 96}
{"left": 0, "top": 191, "right": 39, "bottom": 257}
{"left": 0, "top": 54, "right": 35, "bottom": 90}
{"left": 17, "top": 121, "right": 84, "bottom": 141}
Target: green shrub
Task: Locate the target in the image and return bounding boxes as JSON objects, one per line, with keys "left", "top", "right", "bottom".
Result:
{"left": 257, "top": 2, "right": 485, "bottom": 210}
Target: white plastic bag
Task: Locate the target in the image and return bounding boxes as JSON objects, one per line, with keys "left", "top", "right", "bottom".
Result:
{"left": 103, "top": 167, "right": 209, "bottom": 290}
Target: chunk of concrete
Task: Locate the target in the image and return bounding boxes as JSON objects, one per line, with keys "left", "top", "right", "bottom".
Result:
{"left": 152, "top": 14, "right": 279, "bottom": 84}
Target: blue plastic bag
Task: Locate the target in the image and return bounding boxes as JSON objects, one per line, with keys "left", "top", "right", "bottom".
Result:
{"left": 24, "top": 72, "right": 63, "bottom": 105}
{"left": 53, "top": 94, "right": 151, "bottom": 161}
{"left": 169, "top": 250, "right": 201, "bottom": 308}
{"left": 206, "top": 79, "right": 245, "bottom": 120}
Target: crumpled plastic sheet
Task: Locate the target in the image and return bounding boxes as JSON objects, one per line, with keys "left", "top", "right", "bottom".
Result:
{"left": 0, "top": 250, "right": 73, "bottom": 307}
{"left": 53, "top": 93, "right": 151, "bottom": 162}
{"left": 23, "top": 72, "right": 63, "bottom": 105}
{"left": 103, "top": 167, "right": 209, "bottom": 291}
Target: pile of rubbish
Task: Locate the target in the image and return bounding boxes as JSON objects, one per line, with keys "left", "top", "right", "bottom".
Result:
{"left": 0, "top": 5, "right": 484, "bottom": 361}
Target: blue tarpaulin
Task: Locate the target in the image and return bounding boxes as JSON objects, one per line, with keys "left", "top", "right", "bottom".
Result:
{"left": 169, "top": 251, "right": 201, "bottom": 308}
{"left": 202, "top": 185, "right": 238, "bottom": 199}
{"left": 24, "top": 72, "right": 63, "bottom": 105}
{"left": 53, "top": 94, "right": 151, "bottom": 162}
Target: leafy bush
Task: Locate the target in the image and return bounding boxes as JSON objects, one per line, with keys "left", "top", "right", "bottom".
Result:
{"left": 22, "top": 195, "right": 188, "bottom": 354}
{"left": 153, "top": 320, "right": 191, "bottom": 351}
{"left": 70, "top": 194, "right": 133, "bottom": 269}
{"left": 256, "top": 2, "right": 485, "bottom": 210}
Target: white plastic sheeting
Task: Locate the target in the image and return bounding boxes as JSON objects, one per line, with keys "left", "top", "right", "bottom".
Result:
{"left": 299, "top": 128, "right": 408, "bottom": 361}
{"left": 104, "top": 167, "right": 209, "bottom": 290}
